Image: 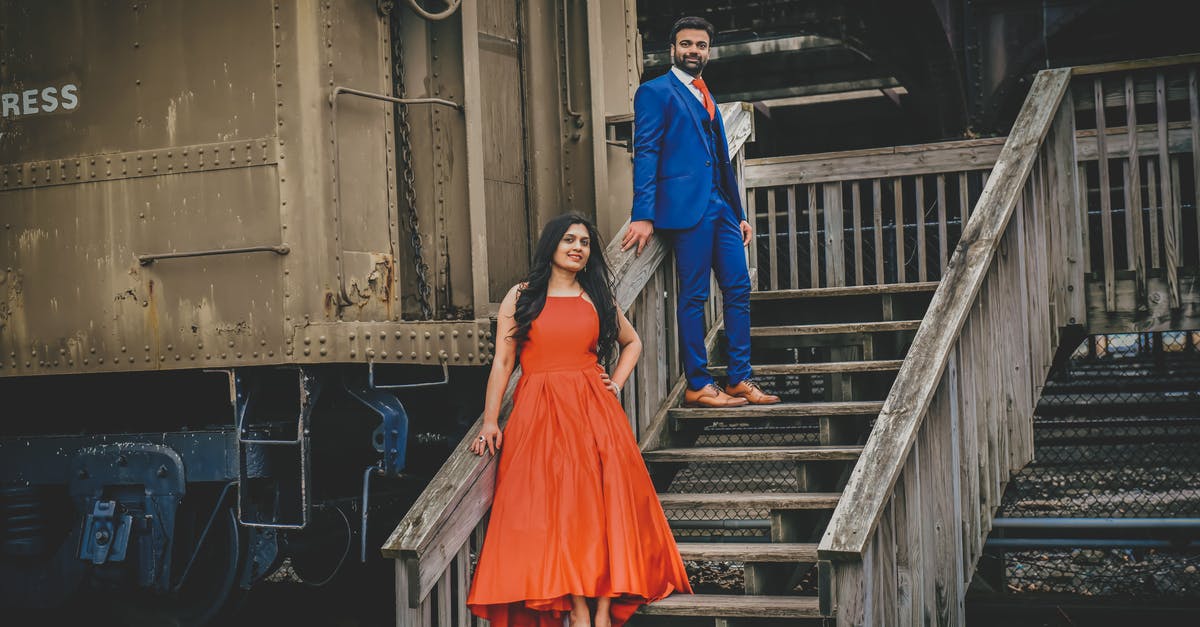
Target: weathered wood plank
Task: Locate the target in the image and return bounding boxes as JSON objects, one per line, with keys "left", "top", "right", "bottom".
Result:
{"left": 818, "top": 68, "right": 1072, "bottom": 559}
{"left": 641, "top": 594, "right": 822, "bottom": 618}
{"left": 809, "top": 184, "right": 821, "bottom": 287}
{"left": 745, "top": 138, "right": 1004, "bottom": 187}
{"left": 1070, "top": 52, "right": 1200, "bottom": 76}
{"left": 1074, "top": 122, "right": 1193, "bottom": 160}
{"left": 710, "top": 359, "right": 904, "bottom": 376}
{"left": 750, "top": 320, "right": 922, "bottom": 336}
{"left": 826, "top": 182, "right": 846, "bottom": 287}
{"left": 1147, "top": 158, "right": 1161, "bottom": 268}
{"left": 668, "top": 400, "right": 884, "bottom": 421}
{"left": 853, "top": 182, "right": 864, "bottom": 285}
{"left": 937, "top": 174, "right": 949, "bottom": 276}
{"left": 1094, "top": 78, "right": 1117, "bottom": 311}
{"left": 750, "top": 281, "right": 939, "bottom": 299}
{"left": 1192, "top": 69, "right": 1200, "bottom": 266}
{"left": 874, "top": 179, "right": 885, "bottom": 284}
{"left": 1126, "top": 76, "right": 1147, "bottom": 304}
{"left": 787, "top": 186, "right": 800, "bottom": 289}
{"left": 959, "top": 171, "right": 970, "bottom": 230}
{"left": 643, "top": 445, "right": 863, "bottom": 463}
{"left": 674, "top": 542, "right": 819, "bottom": 562}
{"left": 916, "top": 175, "right": 928, "bottom": 282}
{"left": 1157, "top": 73, "right": 1181, "bottom": 308}
{"left": 895, "top": 178, "right": 907, "bottom": 283}
{"left": 658, "top": 492, "right": 841, "bottom": 510}
{"left": 767, "top": 188, "right": 779, "bottom": 290}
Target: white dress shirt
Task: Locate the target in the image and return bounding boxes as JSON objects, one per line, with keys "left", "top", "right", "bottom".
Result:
{"left": 670, "top": 65, "right": 706, "bottom": 106}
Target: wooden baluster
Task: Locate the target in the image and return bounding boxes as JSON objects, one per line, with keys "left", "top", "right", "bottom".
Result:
{"left": 937, "top": 174, "right": 948, "bottom": 277}
{"left": 746, "top": 190, "right": 758, "bottom": 288}
{"left": 1094, "top": 77, "right": 1117, "bottom": 311}
{"left": 825, "top": 182, "right": 846, "bottom": 287}
{"left": 808, "top": 183, "right": 821, "bottom": 287}
{"left": 1157, "top": 72, "right": 1181, "bottom": 308}
{"left": 1126, "top": 74, "right": 1147, "bottom": 305}
{"left": 455, "top": 544, "right": 470, "bottom": 627}
{"left": 767, "top": 187, "right": 779, "bottom": 290}
{"left": 916, "top": 175, "right": 928, "bottom": 282}
{"left": 787, "top": 185, "right": 800, "bottom": 289}
{"left": 895, "top": 178, "right": 906, "bottom": 282}
{"left": 959, "top": 171, "right": 970, "bottom": 226}
{"left": 1148, "top": 158, "right": 1161, "bottom": 268}
{"left": 852, "top": 181, "right": 864, "bottom": 286}
{"left": 1191, "top": 68, "right": 1200, "bottom": 266}
{"left": 873, "top": 179, "right": 885, "bottom": 284}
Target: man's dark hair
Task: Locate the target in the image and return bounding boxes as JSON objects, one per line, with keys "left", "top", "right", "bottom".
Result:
{"left": 669, "top": 16, "right": 715, "bottom": 47}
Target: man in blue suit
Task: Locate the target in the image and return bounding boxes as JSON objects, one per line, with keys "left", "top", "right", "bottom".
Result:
{"left": 621, "top": 16, "right": 779, "bottom": 408}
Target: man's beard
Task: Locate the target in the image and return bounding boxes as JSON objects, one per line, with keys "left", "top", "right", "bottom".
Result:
{"left": 672, "top": 50, "right": 707, "bottom": 76}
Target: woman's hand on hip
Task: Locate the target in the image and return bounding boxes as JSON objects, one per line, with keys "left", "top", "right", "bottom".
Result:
{"left": 471, "top": 422, "right": 503, "bottom": 456}
{"left": 599, "top": 372, "right": 621, "bottom": 397}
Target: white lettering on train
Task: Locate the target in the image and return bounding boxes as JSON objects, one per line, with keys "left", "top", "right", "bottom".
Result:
{"left": 0, "top": 83, "right": 78, "bottom": 118}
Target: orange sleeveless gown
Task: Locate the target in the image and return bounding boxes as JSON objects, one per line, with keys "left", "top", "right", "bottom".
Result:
{"left": 467, "top": 294, "right": 693, "bottom": 626}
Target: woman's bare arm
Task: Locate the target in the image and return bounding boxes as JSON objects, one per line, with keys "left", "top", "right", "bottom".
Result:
{"left": 471, "top": 284, "right": 521, "bottom": 455}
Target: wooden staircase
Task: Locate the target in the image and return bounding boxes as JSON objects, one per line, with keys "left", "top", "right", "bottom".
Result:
{"left": 628, "top": 282, "right": 937, "bottom": 625}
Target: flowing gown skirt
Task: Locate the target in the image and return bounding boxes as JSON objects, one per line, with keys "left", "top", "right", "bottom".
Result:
{"left": 467, "top": 296, "right": 692, "bottom": 626}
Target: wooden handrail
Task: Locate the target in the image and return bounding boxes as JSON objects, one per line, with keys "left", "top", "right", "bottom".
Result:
{"left": 383, "top": 102, "right": 756, "bottom": 607}
{"left": 817, "top": 68, "right": 1074, "bottom": 560}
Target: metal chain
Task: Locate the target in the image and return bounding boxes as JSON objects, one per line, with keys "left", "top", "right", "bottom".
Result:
{"left": 391, "top": 8, "right": 434, "bottom": 319}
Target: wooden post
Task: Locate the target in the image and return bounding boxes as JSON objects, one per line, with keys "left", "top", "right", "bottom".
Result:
{"left": 825, "top": 182, "right": 846, "bottom": 287}
{"left": 1126, "top": 75, "right": 1147, "bottom": 305}
{"left": 1156, "top": 72, "right": 1181, "bottom": 307}
{"left": 1094, "top": 78, "right": 1117, "bottom": 311}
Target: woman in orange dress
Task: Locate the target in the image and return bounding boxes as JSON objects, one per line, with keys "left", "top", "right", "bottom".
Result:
{"left": 466, "top": 214, "right": 692, "bottom": 627}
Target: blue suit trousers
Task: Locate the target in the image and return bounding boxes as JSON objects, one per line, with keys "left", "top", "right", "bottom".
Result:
{"left": 664, "top": 190, "right": 753, "bottom": 390}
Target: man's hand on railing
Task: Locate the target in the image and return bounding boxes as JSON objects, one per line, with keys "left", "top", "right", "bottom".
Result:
{"left": 470, "top": 422, "right": 503, "bottom": 456}
{"left": 620, "top": 220, "right": 655, "bottom": 256}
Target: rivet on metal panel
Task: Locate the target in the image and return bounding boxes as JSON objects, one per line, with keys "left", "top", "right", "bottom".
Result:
{"left": 144, "top": 345, "right": 149, "bottom": 352}
{"left": 453, "top": 353, "right": 460, "bottom": 361}
{"left": 190, "top": 354, "right": 195, "bottom": 360}
{"left": 350, "top": 351, "right": 356, "bottom": 358}
{"left": 468, "top": 353, "right": 475, "bottom": 361}
{"left": 236, "top": 353, "right": 242, "bottom": 359}
{"left": 175, "top": 355, "right": 180, "bottom": 361}
{"left": 221, "top": 353, "right": 227, "bottom": 359}
{"left": 348, "top": 332, "right": 356, "bottom": 340}
{"left": 227, "top": 341, "right": 235, "bottom": 348}
{"left": 410, "top": 352, "right": 416, "bottom": 359}
{"left": 425, "top": 352, "right": 431, "bottom": 359}
{"left": 367, "top": 349, "right": 375, "bottom": 358}
{"left": 303, "top": 337, "right": 311, "bottom": 345}
{"left": 409, "top": 332, "right": 416, "bottom": 339}
{"left": 424, "top": 332, "right": 431, "bottom": 339}
{"left": 252, "top": 352, "right": 258, "bottom": 358}
{"left": 394, "top": 331, "right": 402, "bottom": 339}
{"left": 319, "top": 349, "right": 327, "bottom": 356}
{"left": 120, "top": 346, "right": 127, "bottom": 353}
{"left": 97, "top": 358, "right": 103, "bottom": 364}
{"left": 268, "top": 352, "right": 274, "bottom": 357}
{"left": 318, "top": 336, "right": 326, "bottom": 344}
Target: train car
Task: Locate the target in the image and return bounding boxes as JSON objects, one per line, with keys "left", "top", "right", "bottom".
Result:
{"left": 0, "top": 0, "right": 640, "bottom": 622}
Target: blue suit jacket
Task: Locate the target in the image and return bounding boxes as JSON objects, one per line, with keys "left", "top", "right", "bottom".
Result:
{"left": 631, "top": 72, "right": 746, "bottom": 231}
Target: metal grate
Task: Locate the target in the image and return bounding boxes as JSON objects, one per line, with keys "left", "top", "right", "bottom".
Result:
{"left": 993, "top": 330, "right": 1200, "bottom": 599}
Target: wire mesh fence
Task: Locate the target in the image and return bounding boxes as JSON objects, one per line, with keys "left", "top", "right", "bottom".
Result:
{"left": 990, "top": 330, "right": 1200, "bottom": 599}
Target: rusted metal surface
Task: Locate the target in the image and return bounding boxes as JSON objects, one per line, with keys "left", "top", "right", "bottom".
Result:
{"left": 0, "top": 0, "right": 534, "bottom": 378}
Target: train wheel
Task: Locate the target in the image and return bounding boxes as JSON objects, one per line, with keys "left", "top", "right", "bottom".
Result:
{"left": 107, "top": 504, "right": 247, "bottom": 627}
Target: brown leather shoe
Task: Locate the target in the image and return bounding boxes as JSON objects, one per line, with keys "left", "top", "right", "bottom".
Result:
{"left": 683, "top": 383, "right": 749, "bottom": 408}
{"left": 725, "top": 379, "right": 781, "bottom": 405}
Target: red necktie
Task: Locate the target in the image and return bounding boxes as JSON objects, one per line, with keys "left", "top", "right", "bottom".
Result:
{"left": 692, "top": 77, "right": 716, "bottom": 120}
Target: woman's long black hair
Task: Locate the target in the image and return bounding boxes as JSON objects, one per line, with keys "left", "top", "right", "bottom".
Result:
{"left": 512, "top": 214, "right": 619, "bottom": 364}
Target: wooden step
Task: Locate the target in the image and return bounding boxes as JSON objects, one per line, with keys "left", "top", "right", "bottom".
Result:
{"left": 644, "top": 445, "right": 863, "bottom": 463}
{"left": 709, "top": 359, "right": 903, "bottom": 377}
{"left": 750, "top": 281, "right": 939, "bottom": 301}
{"left": 675, "top": 542, "right": 819, "bottom": 562}
{"left": 669, "top": 400, "right": 883, "bottom": 421}
{"left": 640, "top": 593, "right": 823, "bottom": 618}
{"left": 750, "top": 319, "right": 922, "bottom": 337}
{"left": 658, "top": 492, "right": 841, "bottom": 510}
